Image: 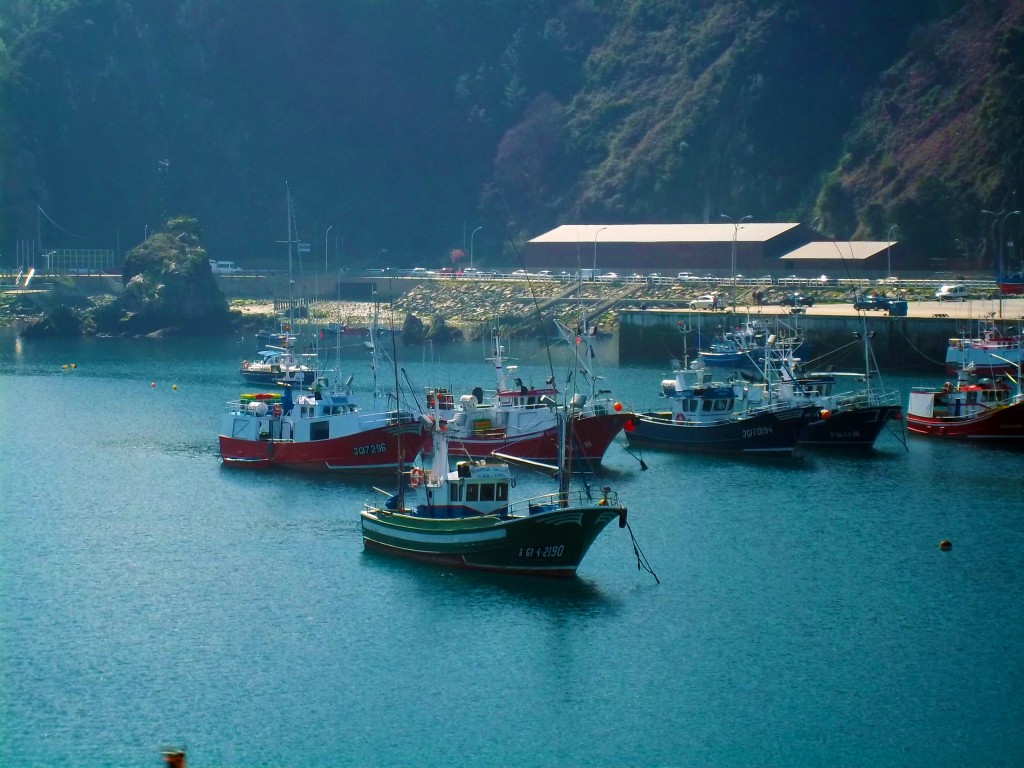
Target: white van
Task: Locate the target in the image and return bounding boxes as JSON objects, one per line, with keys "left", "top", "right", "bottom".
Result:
{"left": 210, "top": 260, "right": 243, "bottom": 275}
{"left": 935, "top": 283, "right": 968, "bottom": 301}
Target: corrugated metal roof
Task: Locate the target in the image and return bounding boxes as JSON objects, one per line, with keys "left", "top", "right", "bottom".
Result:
{"left": 779, "top": 241, "right": 895, "bottom": 261}
{"left": 529, "top": 223, "right": 801, "bottom": 244}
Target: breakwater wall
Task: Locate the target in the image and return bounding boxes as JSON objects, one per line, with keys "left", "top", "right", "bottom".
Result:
{"left": 619, "top": 309, "right": 957, "bottom": 372}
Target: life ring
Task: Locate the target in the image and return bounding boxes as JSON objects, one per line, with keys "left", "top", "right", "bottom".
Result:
{"left": 675, "top": 413, "right": 686, "bottom": 424}
{"left": 410, "top": 467, "right": 423, "bottom": 488}
{"left": 272, "top": 403, "right": 282, "bottom": 417}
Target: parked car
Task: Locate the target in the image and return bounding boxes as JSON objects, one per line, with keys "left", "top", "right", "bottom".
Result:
{"left": 852, "top": 293, "right": 893, "bottom": 311}
{"left": 596, "top": 272, "right": 620, "bottom": 282}
{"left": 689, "top": 293, "right": 722, "bottom": 309}
{"left": 210, "top": 260, "right": 243, "bottom": 275}
{"left": 779, "top": 292, "right": 815, "bottom": 307}
{"left": 935, "top": 283, "right": 968, "bottom": 301}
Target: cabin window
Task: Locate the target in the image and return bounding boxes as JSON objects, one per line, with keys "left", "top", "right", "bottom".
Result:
{"left": 449, "top": 484, "right": 461, "bottom": 503}
{"left": 466, "top": 484, "right": 479, "bottom": 502}
{"left": 714, "top": 399, "right": 731, "bottom": 412}
{"left": 480, "top": 484, "right": 496, "bottom": 501}
{"left": 310, "top": 421, "right": 329, "bottom": 441}
{"left": 702, "top": 400, "right": 713, "bottom": 412}
{"left": 496, "top": 483, "right": 508, "bottom": 501}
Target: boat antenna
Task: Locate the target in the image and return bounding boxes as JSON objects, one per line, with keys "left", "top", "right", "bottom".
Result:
{"left": 493, "top": 208, "right": 556, "bottom": 388}
{"left": 388, "top": 284, "right": 407, "bottom": 511}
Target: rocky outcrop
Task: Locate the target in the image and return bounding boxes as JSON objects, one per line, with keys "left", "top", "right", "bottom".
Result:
{"left": 22, "top": 217, "right": 234, "bottom": 339}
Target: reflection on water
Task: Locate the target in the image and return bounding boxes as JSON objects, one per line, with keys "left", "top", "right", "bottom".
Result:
{"left": 3, "top": 327, "right": 1024, "bottom": 767}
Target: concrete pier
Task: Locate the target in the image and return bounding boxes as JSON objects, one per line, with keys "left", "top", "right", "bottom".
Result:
{"left": 619, "top": 301, "right": 1024, "bottom": 372}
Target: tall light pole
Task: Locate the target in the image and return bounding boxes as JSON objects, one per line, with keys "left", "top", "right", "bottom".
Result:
{"left": 1003, "top": 210, "right": 1019, "bottom": 276}
{"left": 593, "top": 226, "right": 608, "bottom": 274}
{"left": 721, "top": 214, "right": 751, "bottom": 312}
{"left": 470, "top": 226, "right": 482, "bottom": 269}
{"left": 982, "top": 209, "right": 1020, "bottom": 274}
{"left": 887, "top": 224, "right": 899, "bottom": 281}
{"left": 1001, "top": 211, "right": 1021, "bottom": 275}
{"left": 325, "top": 225, "right": 333, "bottom": 273}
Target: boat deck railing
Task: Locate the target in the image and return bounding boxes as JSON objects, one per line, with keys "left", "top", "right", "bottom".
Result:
{"left": 506, "top": 489, "right": 620, "bottom": 517}
{"left": 225, "top": 399, "right": 417, "bottom": 427}
{"left": 832, "top": 386, "right": 903, "bottom": 410}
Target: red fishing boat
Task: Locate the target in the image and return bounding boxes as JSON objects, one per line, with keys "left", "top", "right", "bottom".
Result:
{"left": 220, "top": 313, "right": 426, "bottom": 471}
{"left": 423, "top": 328, "right": 632, "bottom": 463}
{"left": 906, "top": 365, "right": 1024, "bottom": 443}
{"left": 945, "top": 321, "right": 1024, "bottom": 377}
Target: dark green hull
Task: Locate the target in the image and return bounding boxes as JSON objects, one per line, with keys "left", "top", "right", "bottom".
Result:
{"left": 360, "top": 505, "right": 625, "bottom": 578}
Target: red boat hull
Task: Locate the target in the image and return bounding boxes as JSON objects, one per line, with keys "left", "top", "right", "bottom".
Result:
{"left": 440, "top": 413, "right": 632, "bottom": 462}
{"left": 905, "top": 401, "right": 1024, "bottom": 442}
{"left": 219, "top": 422, "right": 423, "bottom": 471}
{"left": 997, "top": 279, "right": 1024, "bottom": 296}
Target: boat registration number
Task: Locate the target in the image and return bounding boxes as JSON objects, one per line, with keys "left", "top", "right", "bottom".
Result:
{"left": 742, "top": 426, "right": 773, "bottom": 438}
{"left": 518, "top": 545, "right": 565, "bottom": 559}
{"left": 353, "top": 442, "right": 388, "bottom": 456}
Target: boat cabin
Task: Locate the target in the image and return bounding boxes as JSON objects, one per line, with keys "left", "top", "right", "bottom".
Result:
{"left": 414, "top": 460, "right": 512, "bottom": 519}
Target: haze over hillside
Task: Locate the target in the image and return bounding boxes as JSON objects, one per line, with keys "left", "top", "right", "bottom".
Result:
{"left": 1, "top": 0, "right": 1021, "bottom": 273}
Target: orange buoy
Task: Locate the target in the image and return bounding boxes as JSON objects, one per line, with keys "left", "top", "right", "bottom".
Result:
{"left": 613, "top": 402, "right": 622, "bottom": 412}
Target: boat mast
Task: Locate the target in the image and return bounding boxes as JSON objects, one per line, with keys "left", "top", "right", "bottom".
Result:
{"left": 286, "top": 183, "right": 295, "bottom": 334}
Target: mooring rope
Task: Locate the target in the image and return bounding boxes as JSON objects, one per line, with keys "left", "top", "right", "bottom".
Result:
{"left": 625, "top": 520, "right": 660, "bottom": 583}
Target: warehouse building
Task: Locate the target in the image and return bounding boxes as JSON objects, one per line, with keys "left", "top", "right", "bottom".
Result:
{"left": 523, "top": 223, "right": 897, "bottom": 278}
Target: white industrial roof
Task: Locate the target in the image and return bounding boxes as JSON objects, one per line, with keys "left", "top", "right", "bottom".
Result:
{"left": 779, "top": 241, "right": 895, "bottom": 261}
{"left": 529, "top": 223, "right": 802, "bottom": 244}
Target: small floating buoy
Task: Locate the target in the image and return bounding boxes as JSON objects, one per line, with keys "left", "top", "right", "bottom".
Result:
{"left": 62, "top": 364, "right": 68, "bottom": 371}
{"left": 70, "top": 363, "right": 76, "bottom": 369}
{"left": 151, "top": 382, "right": 157, "bottom": 388}
{"left": 171, "top": 384, "right": 178, "bottom": 391}
{"left": 939, "top": 540, "right": 952, "bottom": 551}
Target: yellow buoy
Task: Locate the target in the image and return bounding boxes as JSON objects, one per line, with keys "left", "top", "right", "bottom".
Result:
{"left": 171, "top": 384, "right": 178, "bottom": 391}
{"left": 939, "top": 540, "right": 952, "bottom": 551}
{"left": 70, "top": 363, "right": 76, "bottom": 369}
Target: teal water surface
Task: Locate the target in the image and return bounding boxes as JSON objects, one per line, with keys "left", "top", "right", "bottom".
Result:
{"left": 1, "top": 329, "right": 1022, "bottom": 767}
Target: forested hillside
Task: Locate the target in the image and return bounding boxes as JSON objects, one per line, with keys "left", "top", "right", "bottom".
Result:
{"left": 1, "top": 0, "right": 1021, "bottom": 271}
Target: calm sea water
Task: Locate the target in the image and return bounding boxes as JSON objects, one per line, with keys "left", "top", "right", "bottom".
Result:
{"left": 1, "top": 328, "right": 1022, "bottom": 767}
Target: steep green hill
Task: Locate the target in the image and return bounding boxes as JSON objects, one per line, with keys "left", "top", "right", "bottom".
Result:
{"left": 1, "top": 0, "right": 1019, "bottom": 272}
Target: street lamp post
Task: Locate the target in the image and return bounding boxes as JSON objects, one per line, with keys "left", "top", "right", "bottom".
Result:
{"left": 982, "top": 209, "right": 1021, "bottom": 274}
{"left": 325, "top": 225, "right": 333, "bottom": 273}
{"left": 1001, "top": 211, "right": 1022, "bottom": 275}
{"left": 593, "top": 226, "right": 608, "bottom": 275}
{"left": 887, "top": 224, "right": 899, "bottom": 281}
{"left": 720, "top": 214, "right": 752, "bottom": 312}
{"left": 470, "top": 226, "right": 482, "bottom": 269}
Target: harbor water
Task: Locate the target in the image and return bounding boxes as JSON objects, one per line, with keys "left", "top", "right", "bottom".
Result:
{"left": 1, "top": 328, "right": 1022, "bottom": 767}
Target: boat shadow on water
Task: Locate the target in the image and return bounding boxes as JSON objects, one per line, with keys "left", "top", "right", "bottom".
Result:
{"left": 357, "top": 548, "right": 621, "bottom": 609}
